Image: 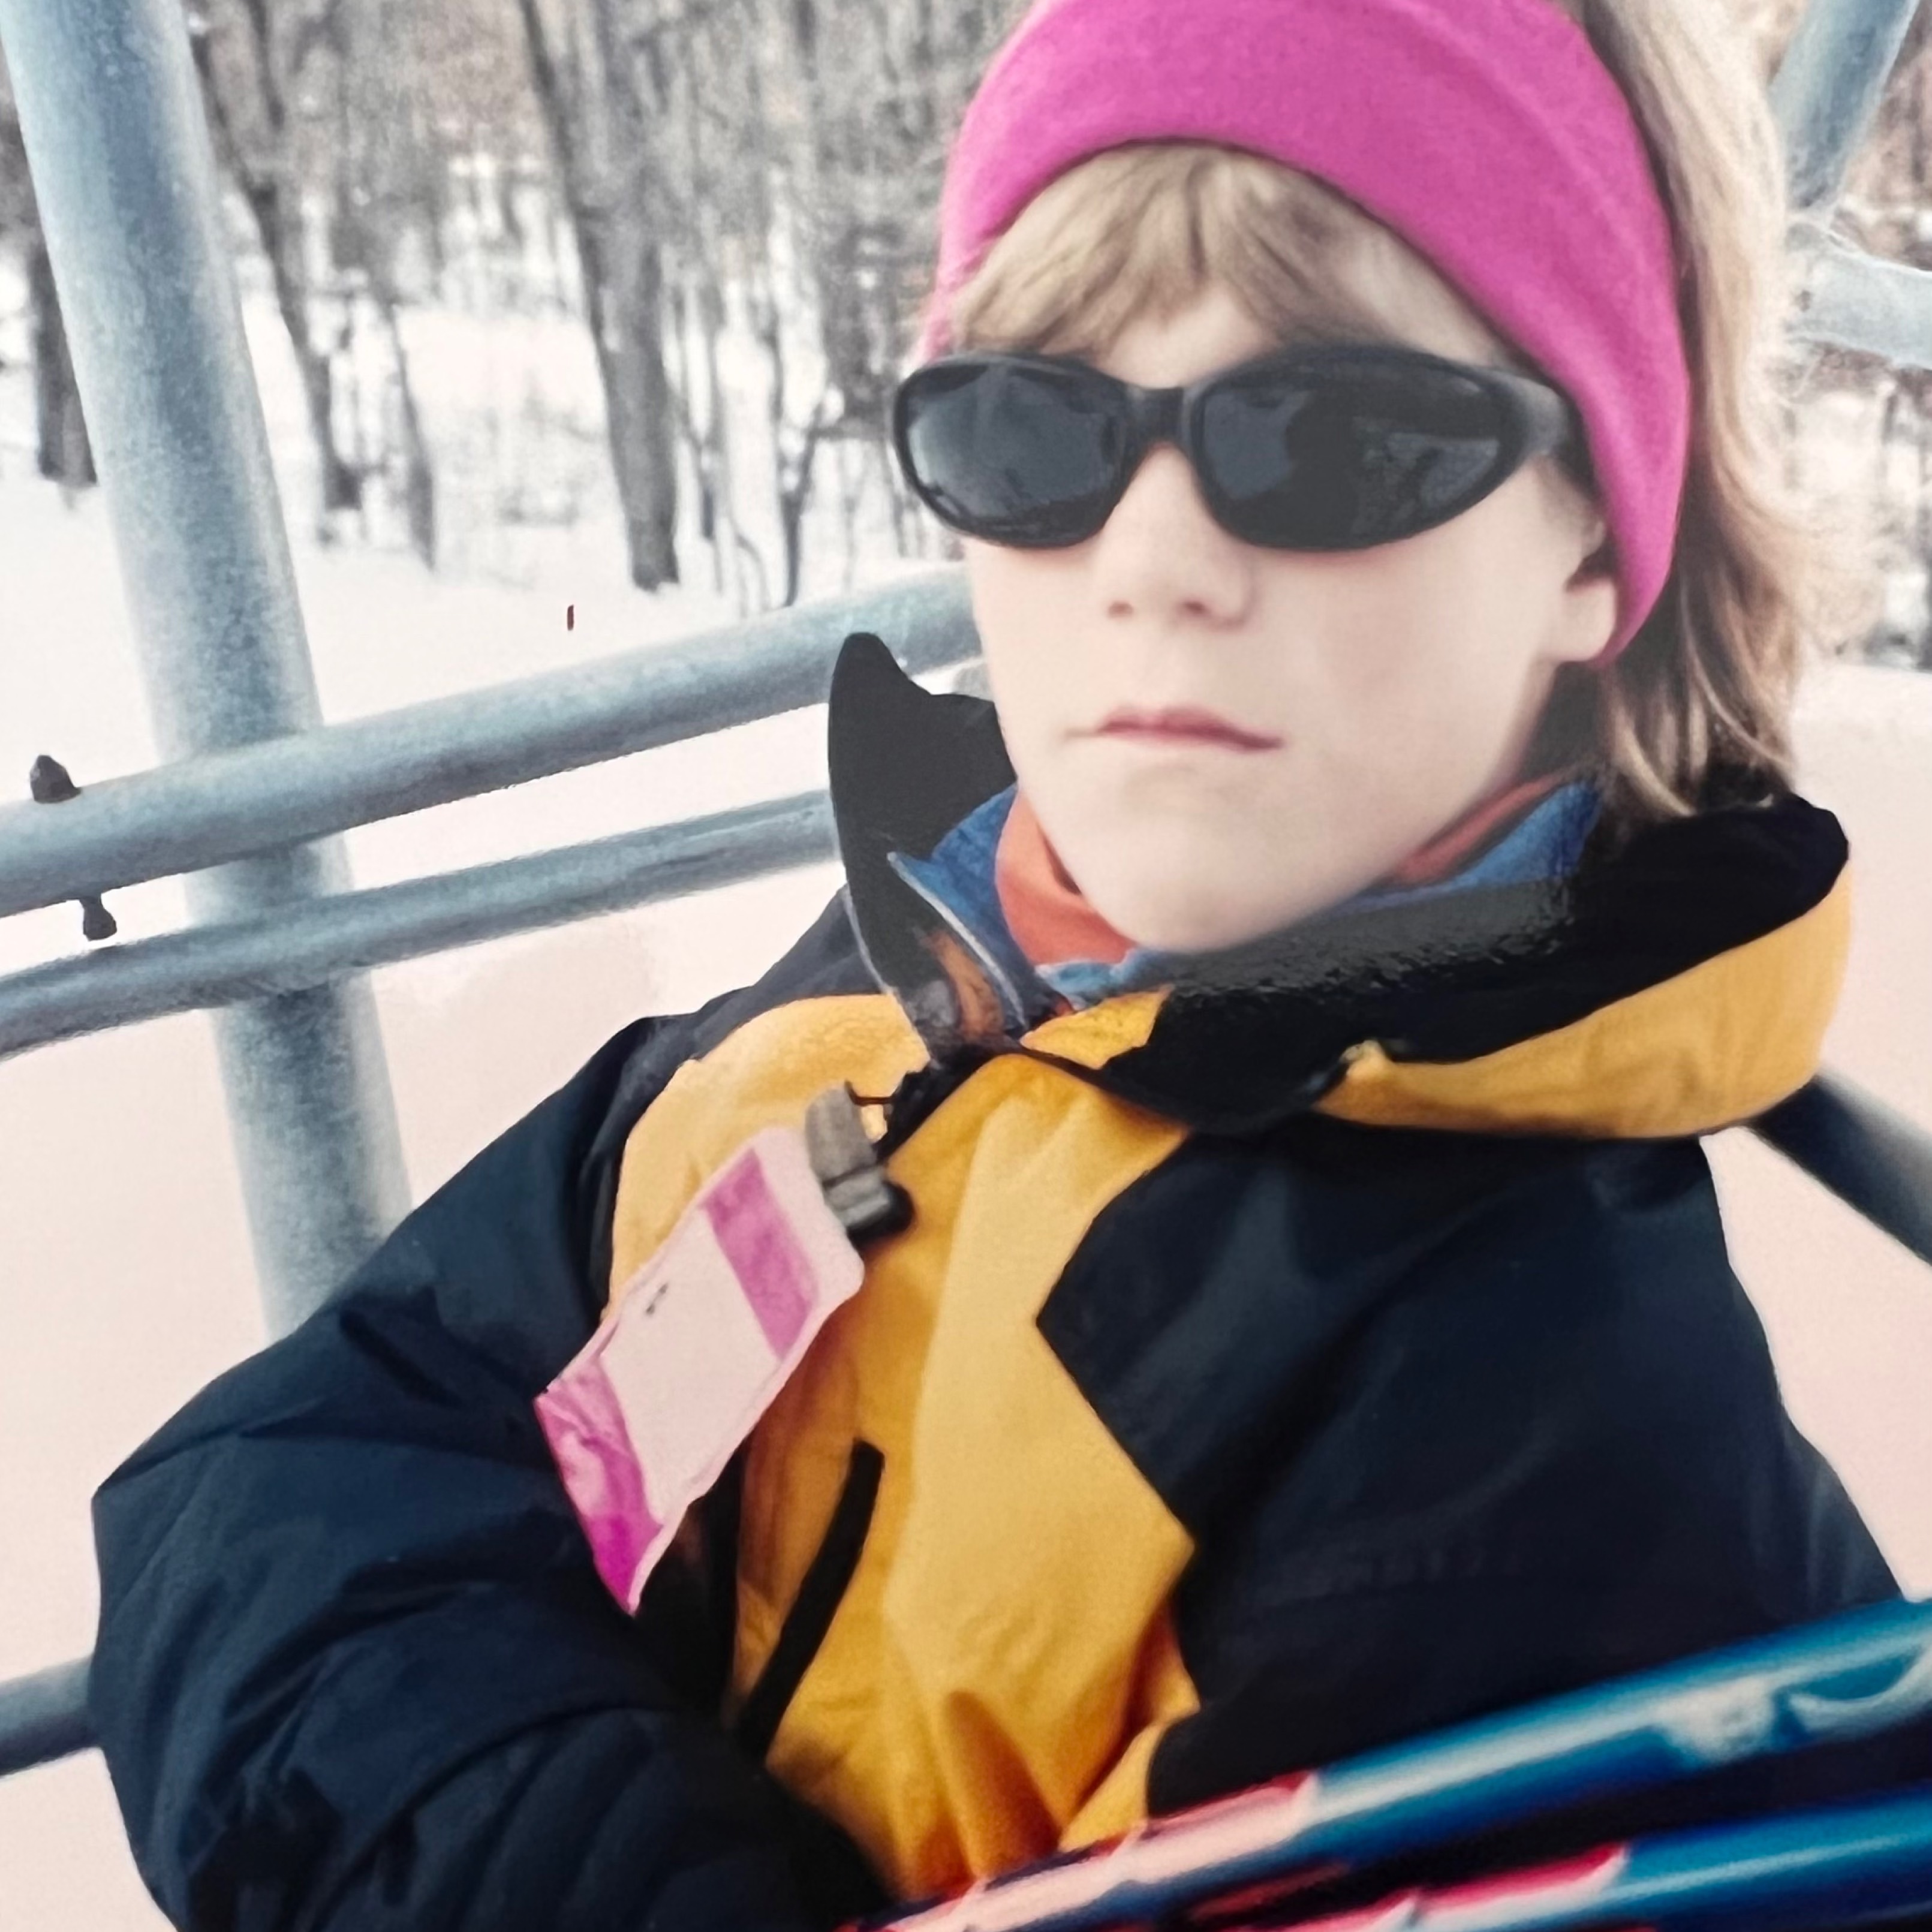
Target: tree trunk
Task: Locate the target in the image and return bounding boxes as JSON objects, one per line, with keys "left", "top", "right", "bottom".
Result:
{"left": 667, "top": 277, "right": 724, "bottom": 592}
{"left": 27, "top": 236, "right": 95, "bottom": 492}
{"left": 588, "top": 221, "right": 680, "bottom": 590}
{"left": 251, "top": 183, "right": 363, "bottom": 522}
{"left": 517, "top": 0, "right": 679, "bottom": 591}
{"left": 699, "top": 268, "right": 754, "bottom": 612}
{"left": 188, "top": 15, "right": 360, "bottom": 526}
{"left": 372, "top": 282, "right": 437, "bottom": 568}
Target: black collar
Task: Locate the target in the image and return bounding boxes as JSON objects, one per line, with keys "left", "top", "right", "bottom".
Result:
{"left": 826, "top": 632, "right": 1847, "bottom": 1134}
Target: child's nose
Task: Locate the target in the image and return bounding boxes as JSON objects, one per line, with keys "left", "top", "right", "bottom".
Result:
{"left": 1088, "top": 444, "right": 1259, "bottom": 628}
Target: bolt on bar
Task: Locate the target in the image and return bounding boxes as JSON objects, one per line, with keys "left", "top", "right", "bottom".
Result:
{"left": 0, "top": 794, "right": 839, "bottom": 1060}
{"left": 0, "top": 573, "right": 976, "bottom": 923}
{"left": 0, "top": 0, "right": 408, "bottom": 1332}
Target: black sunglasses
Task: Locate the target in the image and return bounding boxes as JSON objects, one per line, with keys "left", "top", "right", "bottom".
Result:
{"left": 892, "top": 342, "right": 1590, "bottom": 554}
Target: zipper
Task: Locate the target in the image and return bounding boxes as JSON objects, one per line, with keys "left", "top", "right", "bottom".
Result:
{"left": 869, "top": 1042, "right": 1014, "bottom": 1161}
{"left": 732, "top": 1438, "right": 886, "bottom": 1761}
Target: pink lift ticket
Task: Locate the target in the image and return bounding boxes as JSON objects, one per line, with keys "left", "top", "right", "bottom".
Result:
{"left": 535, "top": 1126, "right": 867, "bottom": 1612}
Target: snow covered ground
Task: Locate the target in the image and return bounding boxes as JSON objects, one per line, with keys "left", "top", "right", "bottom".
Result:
{"left": 3, "top": 360, "right": 1931, "bottom": 1922}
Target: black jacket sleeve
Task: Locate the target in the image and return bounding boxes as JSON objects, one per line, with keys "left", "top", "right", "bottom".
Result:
{"left": 1131, "top": 1130, "right": 1903, "bottom": 1819}
{"left": 89, "top": 1014, "right": 886, "bottom": 1932}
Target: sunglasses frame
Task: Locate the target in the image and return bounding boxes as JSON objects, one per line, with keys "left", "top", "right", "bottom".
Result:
{"left": 892, "top": 341, "right": 1591, "bottom": 554}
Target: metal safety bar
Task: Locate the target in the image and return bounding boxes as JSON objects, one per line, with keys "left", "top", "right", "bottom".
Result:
{"left": 1772, "top": 0, "right": 1923, "bottom": 216}
{"left": 0, "top": 792, "right": 839, "bottom": 1060}
{"left": 0, "top": 573, "right": 976, "bottom": 923}
{"left": 0, "top": 1662, "right": 91, "bottom": 1781}
{"left": 1756, "top": 1076, "right": 1932, "bottom": 1265}
{"left": 2, "top": 0, "right": 1931, "bottom": 1788}
{"left": 1797, "top": 234, "right": 1932, "bottom": 367}
{"left": 0, "top": 0, "right": 408, "bottom": 1328}
{"left": 1777, "top": 0, "right": 1932, "bottom": 367}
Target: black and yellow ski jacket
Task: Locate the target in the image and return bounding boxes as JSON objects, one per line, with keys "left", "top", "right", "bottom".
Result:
{"left": 91, "top": 634, "right": 1897, "bottom": 1932}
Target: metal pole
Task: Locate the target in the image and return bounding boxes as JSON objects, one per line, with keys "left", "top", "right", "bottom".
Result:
{"left": 0, "top": 0, "right": 408, "bottom": 1331}
{"left": 0, "top": 1660, "right": 92, "bottom": 1778}
{"left": 0, "top": 573, "right": 978, "bottom": 920}
{"left": 1793, "top": 237, "right": 1932, "bottom": 366}
{"left": 1771, "top": 0, "right": 1922, "bottom": 219}
{"left": 1751, "top": 1074, "right": 1932, "bottom": 1269}
{"left": 0, "top": 793, "right": 841, "bottom": 1061}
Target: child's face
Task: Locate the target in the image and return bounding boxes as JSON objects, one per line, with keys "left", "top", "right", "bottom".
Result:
{"left": 965, "top": 282, "right": 1619, "bottom": 954}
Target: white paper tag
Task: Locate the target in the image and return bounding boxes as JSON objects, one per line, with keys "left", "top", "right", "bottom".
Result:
{"left": 536, "top": 1126, "right": 866, "bottom": 1611}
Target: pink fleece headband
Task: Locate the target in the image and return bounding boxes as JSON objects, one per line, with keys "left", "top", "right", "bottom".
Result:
{"left": 923, "top": 0, "right": 1691, "bottom": 662}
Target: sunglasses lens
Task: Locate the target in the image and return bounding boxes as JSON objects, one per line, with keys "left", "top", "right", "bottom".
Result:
{"left": 1200, "top": 360, "right": 1514, "bottom": 549}
{"left": 899, "top": 362, "right": 1124, "bottom": 546}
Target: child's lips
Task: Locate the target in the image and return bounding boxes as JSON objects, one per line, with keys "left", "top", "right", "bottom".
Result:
{"left": 1089, "top": 706, "right": 1284, "bottom": 751}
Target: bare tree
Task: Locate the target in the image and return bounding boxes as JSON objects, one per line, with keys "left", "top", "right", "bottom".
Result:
{"left": 188, "top": 0, "right": 363, "bottom": 528}
{"left": 0, "top": 60, "right": 95, "bottom": 493}
{"left": 25, "top": 238, "right": 96, "bottom": 491}
{"left": 517, "top": 0, "right": 680, "bottom": 589}
{"left": 730, "top": 0, "right": 1012, "bottom": 594}
{"left": 322, "top": 0, "right": 441, "bottom": 565}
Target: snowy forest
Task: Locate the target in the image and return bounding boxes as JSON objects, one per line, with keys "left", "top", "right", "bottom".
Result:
{"left": 1, "top": 0, "right": 1013, "bottom": 611}
{"left": 2, "top": 0, "right": 1932, "bottom": 655}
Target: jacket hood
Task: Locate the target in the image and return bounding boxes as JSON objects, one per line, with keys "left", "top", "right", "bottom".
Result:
{"left": 826, "top": 631, "right": 1852, "bottom": 1139}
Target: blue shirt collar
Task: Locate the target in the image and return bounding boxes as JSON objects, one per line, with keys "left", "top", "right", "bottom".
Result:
{"left": 889, "top": 778, "right": 1603, "bottom": 1036}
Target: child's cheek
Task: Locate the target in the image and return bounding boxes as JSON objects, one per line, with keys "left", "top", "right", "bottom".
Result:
{"left": 966, "top": 541, "right": 1094, "bottom": 743}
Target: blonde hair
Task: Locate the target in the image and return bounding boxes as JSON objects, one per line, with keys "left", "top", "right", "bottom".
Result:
{"left": 942, "top": 0, "right": 1880, "bottom": 839}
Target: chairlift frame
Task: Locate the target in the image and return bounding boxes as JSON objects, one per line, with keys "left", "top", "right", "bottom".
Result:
{"left": 0, "top": 0, "right": 1926, "bottom": 1790}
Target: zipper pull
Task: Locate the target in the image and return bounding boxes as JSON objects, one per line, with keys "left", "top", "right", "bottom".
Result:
{"left": 805, "top": 1085, "right": 914, "bottom": 1243}
{"left": 867, "top": 1041, "right": 1011, "bottom": 1163}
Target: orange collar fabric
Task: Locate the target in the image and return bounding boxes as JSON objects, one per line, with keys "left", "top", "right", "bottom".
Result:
{"left": 994, "top": 771, "right": 1575, "bottom": 973}
{"left": 994, "top": 791, "right": 1137, "bottom": 969}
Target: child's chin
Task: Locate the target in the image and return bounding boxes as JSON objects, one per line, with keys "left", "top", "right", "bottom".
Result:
{"left": 1088, "top": 879, "right": 1297, "bottom": 956}
{"left": 1089, "top": 858, "right": 1363, "bottom": 955}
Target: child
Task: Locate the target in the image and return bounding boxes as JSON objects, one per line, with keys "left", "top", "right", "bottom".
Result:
{"left": 90, "top": 0, "right": 1898, "bottom": 1927}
